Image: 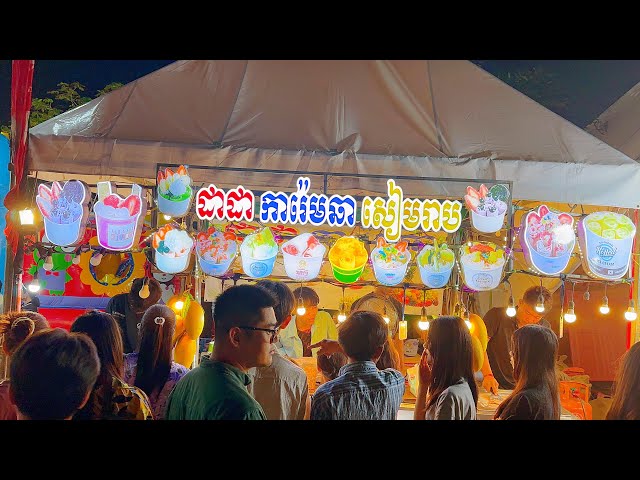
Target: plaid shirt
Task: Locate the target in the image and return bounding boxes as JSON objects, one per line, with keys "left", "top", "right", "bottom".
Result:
{"left": 310, "top": 361, "right": 405, "bottom": 420}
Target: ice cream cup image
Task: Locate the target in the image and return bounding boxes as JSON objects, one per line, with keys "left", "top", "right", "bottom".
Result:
{"left": 153, "top": 225, "right": 194, "bottom": 274}
{"left": 157, "top": 165, "right": 193, "bottom": 218}
{"left": 196, "top": 229, "right": 238, "bottom": 277}
{"left": 328, "top": 236, "right": 368, "bottom": 284}
{"left": 370, "top": 237, "right": 411, "bottom": 286}
{"left": 240, "top": 227, "right": 279, "bottom": 279}
{"left": 37, "top": 180, "right": 90, "bottom": 247}
{"left": 281, "top": 233, "right": 326, "bottom": 281}
{"left": 459, "top": 241, "right": 506, "bottom": 291}
{"left": 521, "top": 205, "right": 575, "bottom": 275}
{"left": 578, "top": 211, "right": 636, "bottom": 280}
{"left": 464, "top": 184, "right": 509, "bottom": 234}
{"left": 417, "top": 241, "right": 455, "bottom": 288}
{"left": 94, "top": 182, "right": 146, "bottom": 251}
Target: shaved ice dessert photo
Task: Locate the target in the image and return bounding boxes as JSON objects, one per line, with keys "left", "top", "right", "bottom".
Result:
{"left": 281, "top": 233, "right": 326, "bottom": 281}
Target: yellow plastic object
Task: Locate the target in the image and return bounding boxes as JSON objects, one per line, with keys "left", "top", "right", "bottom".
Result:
{"left": 471, "top": 335, "right": 484, "bottom": 372}
{"left": 169, "top": 293, "right": 205, "bottom": 369}
{"left": 468, "top": 313, "right": 488, "bottom": 351}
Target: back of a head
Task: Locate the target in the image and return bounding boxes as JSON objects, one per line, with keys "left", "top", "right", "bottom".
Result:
{"left": 255, "top": 280, "right": 295, "bottom": 327}
{"left": 607, "top": 342, "right": 640, "bottom": 420}
{"left": 213, "top": 284, "right": 277, "bottom": 338}
{"left": 338, "top": 310, "right": 387, "bottom": 362}
{"left": 0, "top": 311, "right": 49, "bottom": 355}
{"left": 129, "top": 277, "right": 163, "bottom": 311}
{"left": 136, "top": 304, "right": 176, "bottom": 395}
{"left": 317, "top": 352, "right": 348, "bottom": 381}
{"left": 512, "top": 323, "right": 558, "bottom": 385}
{"left": 10, "top": 329, "right": 100, "bottom": 420}
{"left": 522, "top": 286, "right": 553, "bottom": 310}
{"left": 291, "top": 286, "right": 319, "bottom": 307}
{"left": 70, "top": 310, "right": 124, "bottom": 384}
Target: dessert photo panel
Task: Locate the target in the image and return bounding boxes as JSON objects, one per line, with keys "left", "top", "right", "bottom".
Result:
{"left": 370, "top": 237, "right": 411, "bottom": 286}
{"left": 459, "top": 241, "right": 506, "bottom": 291}
{"left": 281, "top": 233, "right": 326, "bottom": 281}
{"left": 578, "top": 211, "right": 636, "bottom": 280}
{"left": 464, "top": 184, "right": 509, "bottom": 233}
{"left": 240, "top": 227, "right": 278, "bottom": 278}
{"left": 196, "top": 228, "right": 238, "bottom": 277}
{"left": 417, "top": 239, "right": 455, "bottom": 288}
{"left": 157, "top": 165, "right": 193, "bottom": 218}
{"left": 94, "top": 182, "right": 147, "bottom": 251}
{"left": 520, "top": 205, "right": 575, "bottom": 275}
{"left": 37, "top": 180, "right": 91, "bottom": 246}
{"left": 153, "top": 225, "right": 194, "bottom": 274}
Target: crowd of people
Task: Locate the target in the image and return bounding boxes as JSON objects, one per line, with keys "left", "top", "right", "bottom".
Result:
{"left": 0, "top": 281, "right": 639, "bottom": 420}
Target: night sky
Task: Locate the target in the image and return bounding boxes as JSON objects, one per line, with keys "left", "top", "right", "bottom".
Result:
{"left": 2, "top": 60, "right": 640, "bottom": 129}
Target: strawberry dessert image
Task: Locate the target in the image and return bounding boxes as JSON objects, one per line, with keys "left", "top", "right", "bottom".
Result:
{"left": 281, "top": 233, "right": 326, "bottom": 281}
{"left": 464, "top": 184, "right": 509, "bottom": 233}
{"left": 196, "top": 228, "right": 238, "bottom": 276}
{"left": 36, "top": 180, "right": 90, "bottom": 246}
{"left": 153, "top": 224, "right": 194, "bottom": 274}
{"left": 94, "top": 182, "right": 146, "bottom": 251}
{"left": 157, "top": 165, "right": 193, "bottom": 217}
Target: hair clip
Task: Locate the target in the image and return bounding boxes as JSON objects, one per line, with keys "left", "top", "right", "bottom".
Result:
{"left": 154, "top": 316, "right": 166, "bottom": 326}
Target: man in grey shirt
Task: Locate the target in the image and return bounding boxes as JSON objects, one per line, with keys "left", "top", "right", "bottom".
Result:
{"left": 247, "top": 280, "right": 310, "bottom": 420}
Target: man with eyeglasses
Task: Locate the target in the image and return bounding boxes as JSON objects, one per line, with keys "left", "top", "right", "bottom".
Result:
{"left": 481, "top": 286, "right": 552, "bottom": 393}
{"left": 247, "top": 280, "right": 311, "bottom": 420}
{"left": 166, "top": 285, "right": 277, "bottom": 420}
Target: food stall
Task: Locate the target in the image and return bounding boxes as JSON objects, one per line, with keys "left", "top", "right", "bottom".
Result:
{"left": 8, "top": 60, "right": 640, "bottom": 419}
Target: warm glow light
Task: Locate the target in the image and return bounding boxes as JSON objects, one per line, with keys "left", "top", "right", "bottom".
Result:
{"left": 418, "top": 320, "right": 430, "bottom": 331}
{"left": 465, "top": 320, "right": 472, "bottom": 330}
{"left": 174, "top": 300, "right": 184, "bottom": 311}
{"left": 535, "top": 302, "right": 545, "bottom": 313}
{"left": 383, "top": 315, "right": 390, "bottom": 324}
{"left": 625, "top": 308, "right": 637, "bottom": 321}
{"left": 506, "top": 295, "right": 516, "bottom": 317}
{"left": 296, "top": 298, "right": 306, "bottom": 316}
{"left": 19, "top": 209, "right": 34, "bottom": 226}
{"left": 337, "top": 312, "right": 347, "bottom": 323}
{"left": 600, "top": 296, "right": 609, "bottom": 315}
{"left": 564, "top": 300, "right": 576, "bottom": 323}
{"left": 163, "top": 214, "right": 172, "bottom": 221}
{"left": 28, "top": 279, "right": 41, "bottom": 293}
{"left": 398, "top": 320, "right": 408, "bottom": 340}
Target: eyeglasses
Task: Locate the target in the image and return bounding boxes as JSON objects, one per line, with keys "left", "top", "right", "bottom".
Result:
{"left": 237, "top": 326, "right": 279, "bottom": 343}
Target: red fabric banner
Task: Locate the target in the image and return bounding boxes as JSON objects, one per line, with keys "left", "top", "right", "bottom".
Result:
{"left": 3, "top": 60, "right": 35, "bottom": 256}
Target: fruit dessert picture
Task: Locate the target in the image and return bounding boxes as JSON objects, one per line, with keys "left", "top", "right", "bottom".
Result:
{"left": 153, "top": 225, "right": 194, "bottom": 274}
{"left": 417, "top": 238, "right": 455, "bottom": 288}
{"left": 36, "top": 180, "right": 90, "bottom": 246}
{"left": 240, "top": 227, "right": 279, "bottom": 278}
{"left": 578, "top": 211, "right": 636, "bottom": 280}
{"left": 195, "top": 227, "right": 238, "bottom": 277}
{"left": 94, "top": 182, "right": 147, "bottom": 251}
{"left": 328, "top": 236, "right": 368, "bottom": 283}
{"left": 459, "top": 241, "right": 506, "bottom": 291}
{"left": 521, "top": 204, "right": 575, "bottom": 275}
{"left": 281, "top": 233, "right": 326, "bottom": 281}
{"left": 464, "top": 184, "right": 509, "bottom": 233}
{"left": 157, "top": 165, "right": 193, "bottom": 217}
{"left": 370, "top": 237, "right": 411, "bottom": 286}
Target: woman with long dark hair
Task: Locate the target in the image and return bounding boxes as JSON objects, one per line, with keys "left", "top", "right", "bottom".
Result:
{"left": 606, "top": 342, "right": 640, "bottom": 420}
{"left": 123, "top": 304, "right": 189, "bottom": 419}
{"left": 71, "top": 310, "right": 153, "bottom": 420}
{"left": 414, "top": 316, "right": 478, "bottom": 420}
{"left": 494, "top": 324, "right": 560, "bottom": 420}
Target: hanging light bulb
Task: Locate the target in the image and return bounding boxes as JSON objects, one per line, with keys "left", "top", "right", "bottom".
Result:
{"left": 564, "top": 300, "right": 577, "bottom": 323}
{"left": 625, "top": 299, "right": 637, "bottom": 321}
{"left": 600, "top": 284, "right": 609, "bottom": 314}
{"left": 139, "top": 279, "right": 150, "bottom": 299}
{"left": 535, "top": 278, "right": 545, "bottom": 313}
{"left": 163, "top": 214, "right": 172, "bottom": 221}
{"left": 337, "top": 287, "right": 347, "bottom": 322}
{"left": 28, "top": 274, "right": 41, "bottom": 293}
{"left": 174, "top": 299, "right": 185, "bottom": 311}
{"left": 296, "top": 284, "right": 306, "bottom": 316}
{"left": 90, "top": 251, "right": 103, "bottom": 266}
{"left": 506, "top": 296, "right": 517, "bottom": 317}
{"left": 19, "top": 208, "right": 35, "bottom": 225}
{"left": 418, "top": 304, "right": 429, "bottom": 331}
{"left": 43, "top": 254, "right": 54, "bottom": 271}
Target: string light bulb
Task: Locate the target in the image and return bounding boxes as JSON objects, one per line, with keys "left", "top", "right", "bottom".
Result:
{"left": 296, "top": 283, "right": 306, "bottom": 316}
{"left": 418, "top": 290, "right": 429, "bottom": 330}
{"left": 28, "top": 274, "right": 41, "bottom": 293}
{"left": 534, "top": 278, "right": 545, "bottom": 313}
{"left": 505, "top": 281, "right": 516, "bottom": 317}
{"left": 19, "top": 208, "right": 35, "bottom": 225}
{"left": 174, "top": 299, "right": 185, "bottom": 311}
{"left": 163, "top": 214, "right": 172, "bottom": 221}
{"left": 564, "top": 300, "right": 576, "bottom": 323}
{"left": 625, "top": 299, "right": 637, "bottom": 321}
{"left": 139, "top": 278, "right": 150, "bottom": 299}
{"left": 89, "top": 252, "right": 103, "bottom": 266}
{"left": 337, "top": 287, "right": 347, "bottom": 322}
{"left": 600, "top": 284, "right": 609, "bottom": 315}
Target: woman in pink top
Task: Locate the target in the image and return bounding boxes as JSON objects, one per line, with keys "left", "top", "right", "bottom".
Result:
{"left": 124, "top": 305, "right": 189, "bottom": 419}
{"left": 0, "top": 311, "right": 50, "bottom": 420}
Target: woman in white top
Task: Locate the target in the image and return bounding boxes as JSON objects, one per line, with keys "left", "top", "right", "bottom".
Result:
{"left": 414, "top": 316, "right": 478, "bottom": 420}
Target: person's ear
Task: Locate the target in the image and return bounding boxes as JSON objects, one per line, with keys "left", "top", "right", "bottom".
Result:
{"left": 229, "top": 326, "right": 242, "bottom": 347}
{"left": 372, "top": 345, "right": 384, "bottom": 362}
{"left": 280, "top": 314, "right": 293, "bottom": 330}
